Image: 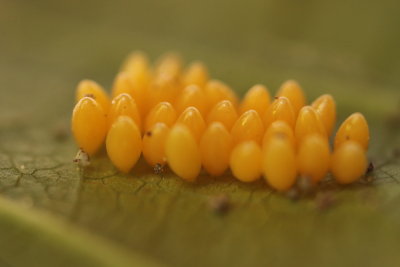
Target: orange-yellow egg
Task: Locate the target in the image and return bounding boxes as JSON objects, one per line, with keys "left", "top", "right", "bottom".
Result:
{"left": 276, "top": 80, "right": 306, "bottom": 116}
{"left": 334, "top": 112, "right": 369, "bottom": 150}
{"left": 120, "top": 51, "right": 152, "bottom": 114}
{"left": 142, "top": 123, "right": 170, "bottom": 167}
{"left": 108, "top": 93, "right": 141, "bottom": 131}
{"left": 75, "top": 79, "right": 110, "bottom": 114}
{"left": 200, "top": 122, "right": 232, "bottom": 176}
{"left": 106, "top": 116, "right": 142, "bottom": 173}
{"left": 182, "top": 61, "right": 209, "bottom": 88}
{"left": 311, "top": 94, "right": 336, "bottom": 136}
{"left": 331, "top": 141, "right": 367, "bottom": 184}
{"left": 262, "top": 120, "right": 296, "bottom": 149}
{"left": 176, "top": 107, "right": 206, "bottom": 142}
{"left": 262, "top": 135, "right": 297, "bottom": 191}
{"left": 176, "top": 85, "right": 209, "bottom": 117}
{"left": 71, "top": 97, "right": 107, "bottom": 156}
{"left": 230, "top": 141, "right": 262, "bottom": 182}
{"left": 263, "top": 97, "right": 296, "bottom": 129}
{"left": 207, "top": 100, "right": 238, "bottom": 130}
{"left": 145, "top": 102, "right": 177, "bottom": 131}
{"left": 231, "top": 110, "right": 264, "bottom": 145}
{"left": 120, "top": 51, "right": 151, "bottom": 75}
{"left": 154, "top": 52, "right": 182, "bottom": 78}
{"left": 165, "top": 124, "right": 201, "bottom": 181}
{"left": 295, "top": 106, "right": 326, "bottom": 142}
{"left": 111, "top": 72, "right": 147, "bottom": 117}
{"left": 239, "top": 84, "right": 271, "bottom": 117}
{"left": 147, "top": 74, "right": 181, "bottom": 110}
{"left": 205, "top": 80, "right": 239, "bottom": 108}
{"left": 297, "top": 134, "right": 331, "bottom": 183}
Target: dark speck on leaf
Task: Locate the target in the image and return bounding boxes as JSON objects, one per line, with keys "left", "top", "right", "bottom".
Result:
{"left": 316, "top": 192, "right": 336, "bottom": 211}
{"left": 285, "top": 176, "right": 315, "bottom": 200}
{"left": 297, "top": 175, "right": 315, "bottom": 196}
{"left": 153, "top": 163, "right": 164, "bottom": 175}
{"left": 286, "top": 188, "right": 300, "bottom": 201}
{"left": 366, "top": 161, "right": 374, "bottom": 174}
{"left": 208, "top": 194, "right": 231, "bottom": 215}
{"left": 146, "top": 131, "right": 152, "bottom": 137}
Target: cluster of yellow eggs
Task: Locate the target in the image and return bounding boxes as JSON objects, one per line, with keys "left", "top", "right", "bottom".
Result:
{"left": 71, "top": 51, "right": 370, "bottom": 191}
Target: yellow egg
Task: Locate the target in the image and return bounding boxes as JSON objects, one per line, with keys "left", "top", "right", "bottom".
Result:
{"left": 239, "top": 84, "right": 271, "bottom": 117}
{"left": 176, "top": 85, "right": 209, "bottom": 117}
{"left": 230, "top": 141, "right": 262, "bottom": 182}
{"left": 145, "top": 102, "right": 177, "bottom": 131}
{"left": 111, "top": 72, "right": 147, "bottom": 117}
{"left": 295, "top": 106, "right": 326, "bottom": 142}
{"left": 120, "top": 51, "right": 151, "bottom": 75}
{"left": 331, "top": 141, "right": 367, "bottom": 184}
{"left": 111, "top": 72, "right": 133, "bottom": 98}
{"left": 207, "top": 100, "right": 238, "bottom": 130}
{"left": 182, "top": 61, "right": 209, "bottom": 88}
{"left": 297, "top": 134, "right": 331, "bottom": 183}
{"left": 176, "top": 107, "right": 206, "bottom": 142}
{"left": 75, "top": 79, "right": 110, "bottom": 114}
{"left": 262, "top": 135, "right": 297, "bottom": 191}
{"left": 147, "top": 74, "right": 181, "bottom": 110}
{"left": 262, "top": 120, "right": 296, "bottom": 149}
{"left": 106, "top": 116, "right": 142, "bottom": 173}
{"left": 200, "top": 122, "right": 232, "bottom": 176}
{"left": 108, "top": 93, "right": 141, "bottom": 132}
{"left": 311, "top": 94, "right": 336, "bottom": 136}
{"left": 334, "top": 112, "right": 369, "bottom": 150}
{"left": 276, "top": 80, "right": 306, "bottom": 116}
{"left": 166, "top": 124, "right": 201, "bottom": 182}
{"left": 71, "top": 97, "right": 107, "bottom": 156}
{"left": 263, "top": 97, "right": 296, "bottom": 129}
{"left": 142, "top": 123, "right": 170, "bottom": 167}
{"left": 231, "top": 110, "right": 264, "bottom": 145}
{"left": 120, "top": 52, "right": 152, "bottom": 114}
{"left": 154, "top": 52, "right": 182, "bottom": 78}
{"left": 205, "top": 80, "right": 239, "bottom": 108}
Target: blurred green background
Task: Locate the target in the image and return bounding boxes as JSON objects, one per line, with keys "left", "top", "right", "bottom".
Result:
{"left": 0, "top": 1, "right": 400, "bottom": 266}
{"left": 0, "top": 0, "right": 399, "bottom": 126}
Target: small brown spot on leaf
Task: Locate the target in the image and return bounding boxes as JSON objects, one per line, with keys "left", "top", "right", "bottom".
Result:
{"left": 296, "top": 175, "right": 315, "bottom": 196}
{"left": 286, "top": 188, "right": 300, "bottom": 201}
{"left": 153, "top": 163, "right": 165, "bottom": 175}
{"left": 315, "top": 192, "right": 336, "bottom": 211}
{"left": 208, "top": 194, "right": 231, "bottom": 215}
{"left": 366, "top": 161, "right": 374, "bottom": 174}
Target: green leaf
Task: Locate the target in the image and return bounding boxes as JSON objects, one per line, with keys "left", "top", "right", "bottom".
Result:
{"left": 0, "top": 1, "right": 399, "bottom": 266}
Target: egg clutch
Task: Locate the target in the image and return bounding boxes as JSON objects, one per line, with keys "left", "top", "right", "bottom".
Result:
{"left": 71, "top": 51, "right": 370, "bottom": 192}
